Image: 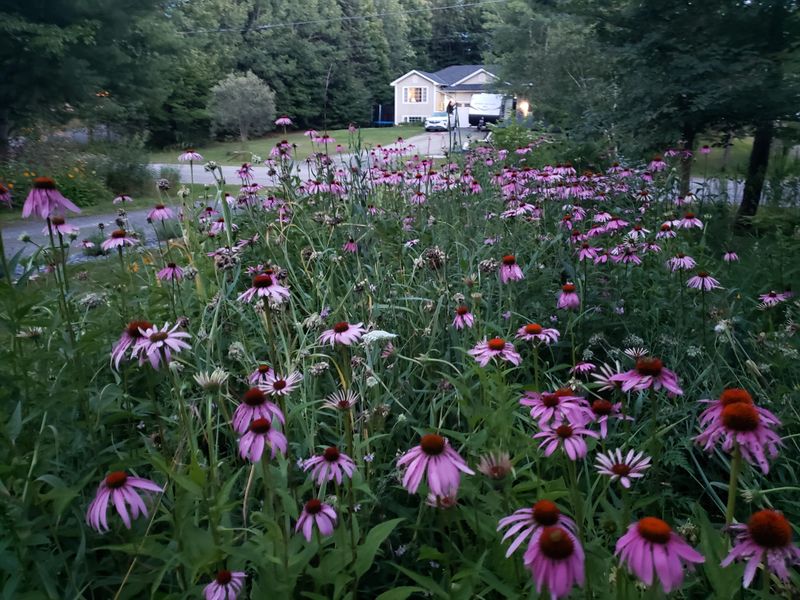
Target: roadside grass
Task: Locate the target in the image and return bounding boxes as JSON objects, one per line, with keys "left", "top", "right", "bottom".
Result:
{"left": 148, "top": 125, "right": 419, "bottom": 165}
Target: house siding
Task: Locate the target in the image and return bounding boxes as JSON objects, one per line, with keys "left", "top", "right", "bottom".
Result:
{"left": 392, "top": 73, "right": 436, "bottom": 125}
{"left": 457, "top": 71, "right": 496, "bottom": 86}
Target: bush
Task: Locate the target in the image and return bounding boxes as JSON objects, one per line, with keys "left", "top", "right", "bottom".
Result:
{"left": 86, "top": 138, "right": 155, "bottom": 196}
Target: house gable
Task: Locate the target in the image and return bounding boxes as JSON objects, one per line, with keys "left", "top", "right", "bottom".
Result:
{"left": 390, "top": 70, "right": 443, "bottom": 87}
{"left": 452, "top": 68, "right": 498, "bottom": 86}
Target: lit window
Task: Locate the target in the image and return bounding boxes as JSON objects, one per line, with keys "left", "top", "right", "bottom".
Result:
{"left": 403, "top": 87, "right": 428, "bottom": 104}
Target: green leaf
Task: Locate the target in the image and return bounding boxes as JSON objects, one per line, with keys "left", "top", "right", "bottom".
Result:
{"left": 355, "top": 517, "right": 403, "bottom": 577}
{"left": 6, "top": 402, "right": 22, "bottom": 444}
{"left": 375, "top": 587, "right": 425, "bottom": 600}
{"left": 392, "top": 564, "right": 449, "bottom": 599}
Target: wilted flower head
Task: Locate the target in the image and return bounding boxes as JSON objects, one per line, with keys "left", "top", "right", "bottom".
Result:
{"left": 477, "top": 451, "right": 512, "bottom": 480}
{"left": 193, "top": 367, "right": 229, "bottom": 392}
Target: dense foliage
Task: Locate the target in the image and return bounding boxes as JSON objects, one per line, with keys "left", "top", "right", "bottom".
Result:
{"left": 1, "top": 132, "right": 799, "bottom": 598}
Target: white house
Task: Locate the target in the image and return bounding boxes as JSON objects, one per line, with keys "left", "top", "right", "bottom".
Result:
{"left": 389, "top": 65, "right": 499, "bottom": 126}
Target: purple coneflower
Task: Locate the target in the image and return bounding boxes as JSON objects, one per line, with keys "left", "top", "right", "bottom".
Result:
{"left": 147, "top": 203, "right": 174, "bottom": 221}
{"left": 318, "top": 321, "right": 366, "bottom": 346}
{"left": 687, "top": 271, "right": 721, "bottom": 291}
{"left": 723, "top": 250, "right": 739, "bottom": 263}
{"left": 204, "top": 571, "right": 246, "bottom": 600}
{"left": 499, "top": 255, "right": 524, "bottom": 283}
{"left": 615, "top": 517, "right": 704, "bottom": 593}
{"left": 236, "top": 162, "right": 254, "bottom": 182}
{"left": 498, "top": 499, "right": 576, "bottom": 557}
{"left": 533, "top": 423, "right": 598, "bottom": 460}
{"left": 694, "top": 398, "right": 782, "bottom": 474}
{"left": 113, "top": 194, "right": 133, "bottom": 204}
{"left": 101, "top": 229, "right": 138, "bottom": 252}
{"left": 557, "top": 283, "right": 580, "bottom": 311}
{"left": 237, "top": 272, "right": 291, "bottom": 305}
{"left": 721, "top": 510, "right": 800, "bottom": 588}
{"left": 342, "top": 238, "right": 358, "bottom": 253}
{"left": 178, "top": 149, "right": 203, "bottom": 162}
{"left": 260, "top": 370, "right": 303, "bottom": 396}
{"left": 595, "top": 449, "right": 651, "bottom": 487}
{"left": 275, "top": 115, "right": 292, "bottom": 126}
{"left": 232, "top": 388, "right": 285, "bottom": 433}
{"left": 43, "top": 215, "right": 78, "bottom": 236}
{"left": 111, "top": 320, "right": 153, "bottom": 370}
{"left": 452, "top": 305, "right": 474, "bottom": 330}
{"left": 610, "top": 357, "right": 683, "bottom": 395}
{"left": 577, "top": 243, "right": 598, "bottom": 262}
{"left": 656, "top": 223, "right": 676, "bottom": 240}
{"left": 648, "top": 156, "right": 667, "bottom": 171}
{"left": 571, "top": 362, "right": 596, "bottom": 376}
{"left": 86, "top": 471, "right": 162, "bottom": 532}
{"left": 248, "top": 364, "right": 273, "bottom": 385}
{"left": 524, "top": 525, "right": 585, "bottom": 599}
{"left": 132, "top": 322, "right": 191, "bottom": 369}
{"left": 516, "top": 323, "right": 559, "bottom": 345}
{"left": 156, "top": 262, "right": 183, "bottom": 282}
{"left": 468, "top": 337, "right": 522, "bottom": 367}
{"left": 700, "top": 145, "right": 711, "bottom": 155}
{"left": 303, "top": 447, "right": 356, "bottom": 485}
{"left": 296, "top": 499, "right": 337, "bottom": 541}
{"left": 397, "top": 434, "right": 474, "bottom": 496}
{"left": 678, "top": 212, "right": 703, "bottom": 229}
{"left": 238, "top": 417, "right": 287, "bottom": 462}
{"left": 588, "top": 396, "right": 630, "bottom": 437}
{"left": 759, "top": 291, "right": 785, "bottom": 307}
{"left": 667, "top": 253, "right": 696, "bottom": 272}
{"left": 22, "top": 177, "right": 81, "bottom": 219}
{"left": 521, "top": 389, "right": 590, "bottom": 427}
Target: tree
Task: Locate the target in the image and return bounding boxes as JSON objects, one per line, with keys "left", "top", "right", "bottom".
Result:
{"left": 0, "top": 0, "right": 178, "bottom": 157}
{"left": 208, "top": 71, "right": 276, "bottom": 141}
{"left": 487, "top": 0, "right": 617, "bottom": 141}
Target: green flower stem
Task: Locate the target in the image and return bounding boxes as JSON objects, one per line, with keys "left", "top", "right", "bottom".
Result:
{"left": 725, "top": 443, "right": 742, "bottom": 525}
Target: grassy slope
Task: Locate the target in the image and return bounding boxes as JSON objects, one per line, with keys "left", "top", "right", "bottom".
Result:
{"left": 148, "top": 126, "right": 420, "bottom": 165}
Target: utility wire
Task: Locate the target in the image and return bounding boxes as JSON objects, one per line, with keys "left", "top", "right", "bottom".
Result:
{"left": 178, "top": 0, "right": 509, "bottom": 35}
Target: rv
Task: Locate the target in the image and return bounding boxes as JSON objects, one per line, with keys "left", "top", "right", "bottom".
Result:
{"left": 468, "top": 94, "right": 513, "bottom": 130}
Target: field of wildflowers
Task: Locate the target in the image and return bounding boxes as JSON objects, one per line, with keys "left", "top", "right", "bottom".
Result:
{"left": 1, "top": 122, "right": 799, "bottom": 599}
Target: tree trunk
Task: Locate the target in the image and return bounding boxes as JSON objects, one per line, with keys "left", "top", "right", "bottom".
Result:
{"left": 679, "top": 127, "right": 695, "bottom": 197}
{"left": 0, "top": 110, "right": 9, "bottom": 161}
{"left": 735, "top": 122, "right": 773, "bottom": 227}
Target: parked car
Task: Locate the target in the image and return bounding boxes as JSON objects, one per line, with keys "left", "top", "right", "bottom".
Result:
{"left": 424, "top": 112, "right": 451, "bottom": 132}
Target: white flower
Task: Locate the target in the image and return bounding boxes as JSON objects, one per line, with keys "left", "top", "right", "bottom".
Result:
{"left": 193, "top": 367, "right": 229, "bottom": 392}
{"left": 361, "top": 330, "right": 398, "bottom": 346}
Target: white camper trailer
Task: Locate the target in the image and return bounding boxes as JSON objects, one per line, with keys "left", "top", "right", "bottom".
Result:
{"left": 468, "top": 93, "right": 512, "bottom": 129}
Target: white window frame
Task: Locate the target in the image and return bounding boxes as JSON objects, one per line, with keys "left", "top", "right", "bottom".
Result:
{"left": 404, "top": 116, "right": 424, "bottom": 123}
{"left": 402, "top": 86, "right": 428, "bottom": 104}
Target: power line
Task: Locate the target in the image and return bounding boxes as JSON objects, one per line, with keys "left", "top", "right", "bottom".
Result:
{"left": 178, "top": 0, "right": 509, "bottom": 35}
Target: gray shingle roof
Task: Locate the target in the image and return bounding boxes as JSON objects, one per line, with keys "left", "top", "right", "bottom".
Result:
{"left": 418, "top": 70, "right": 446, "bottom": 84}
{"left": 432, "top": 65, "right": 488, "bottom": 85}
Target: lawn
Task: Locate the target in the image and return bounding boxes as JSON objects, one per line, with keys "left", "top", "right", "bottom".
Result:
{"left": 148, "top": 125, "right": 421, "bottom": 165}
{"left": 696, "top": 137, "right": 800, "bottom": 178}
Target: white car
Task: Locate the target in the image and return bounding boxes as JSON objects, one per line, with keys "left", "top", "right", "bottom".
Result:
{"left": 424, "top": 112, "right": 451, "bottom": 132}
